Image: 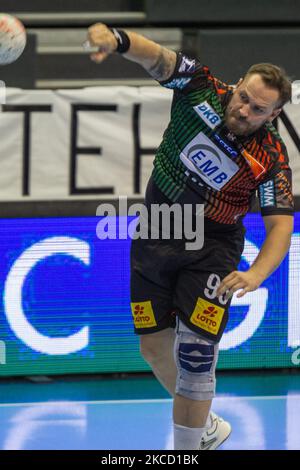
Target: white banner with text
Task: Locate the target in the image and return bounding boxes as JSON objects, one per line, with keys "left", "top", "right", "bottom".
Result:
{"left": 0, "top": 86, "right": 299, "bottom": 200}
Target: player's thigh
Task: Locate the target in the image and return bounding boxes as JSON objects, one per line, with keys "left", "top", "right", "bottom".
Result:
{"left": 130, "top": 237, "right": 179, "bottom": 334}
{"left": 174, "top": 232, "right": 245, "bottom": 343}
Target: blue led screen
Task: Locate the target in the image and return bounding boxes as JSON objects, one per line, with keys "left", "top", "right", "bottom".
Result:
{"left": 0, "top": 214, "right": 299, "bottom": 376}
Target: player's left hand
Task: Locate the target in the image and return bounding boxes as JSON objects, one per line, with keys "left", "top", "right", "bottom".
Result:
{"left": 216, "top": 270, "right": 264, "bottom": 298}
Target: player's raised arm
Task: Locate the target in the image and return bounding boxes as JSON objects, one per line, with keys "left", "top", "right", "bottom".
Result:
{"left": 86, "top": 23, "right": 177, "bottom": 82}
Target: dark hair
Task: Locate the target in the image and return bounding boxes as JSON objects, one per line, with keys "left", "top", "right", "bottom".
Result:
{"left": 244, "top": 63, "right": 291, "bottom": 108}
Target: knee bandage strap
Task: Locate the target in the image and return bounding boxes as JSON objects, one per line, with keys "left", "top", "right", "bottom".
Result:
{"left": 174, "top": 320, "right": 219, "bottom": 401}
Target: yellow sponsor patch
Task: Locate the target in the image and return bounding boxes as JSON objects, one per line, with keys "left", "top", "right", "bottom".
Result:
{"left": 190, "top": 297, "right": 225, "bottom": 335}
{"left": 131, "top": 301, "right": 157, "bottom": 328}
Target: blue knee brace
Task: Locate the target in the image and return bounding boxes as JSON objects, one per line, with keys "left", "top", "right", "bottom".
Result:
{"left": 174, "top": 319, "right": 219, "bottom": 401}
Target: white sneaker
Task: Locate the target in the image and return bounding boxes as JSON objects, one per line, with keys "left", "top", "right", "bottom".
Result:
{"left": 199, "top": 412, "right": 231, "bottom": 450}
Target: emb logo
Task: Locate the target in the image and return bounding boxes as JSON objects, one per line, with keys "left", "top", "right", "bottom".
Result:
{"left": 180, "top": 131, "right": 239, "bottom": 191}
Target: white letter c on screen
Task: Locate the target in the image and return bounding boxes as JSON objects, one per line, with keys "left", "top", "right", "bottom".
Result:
{"left": 3, "top": 236, "right": 90, "bottom": 355}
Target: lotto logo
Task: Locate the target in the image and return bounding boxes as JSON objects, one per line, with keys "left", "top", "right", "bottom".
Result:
{"left": 190, "top": 297, "right": 225, "bottom": 335}
{"left": 131, "top": 301, "right": 157, "bottom": 328}
{"left": 134, "top": 304, "right": 144, "bottom": 314}
{"left": 203, "top": 306, "right": 219, "bottom": 318}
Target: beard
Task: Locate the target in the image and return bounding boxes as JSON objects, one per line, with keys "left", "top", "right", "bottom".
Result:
{"left": 224, "top": 103, "right": 267, "bottom": 136}
{"left": 225, "top": 114, "right": 253, "bottom": 136}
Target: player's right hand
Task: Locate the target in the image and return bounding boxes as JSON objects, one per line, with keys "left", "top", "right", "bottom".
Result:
{"left": 85, "top": 23, "right": 118, "bottom": 63}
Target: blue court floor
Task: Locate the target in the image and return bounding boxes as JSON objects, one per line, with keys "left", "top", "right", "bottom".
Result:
{"left": 0, "top": 371, "right": 299, "bottom": 450}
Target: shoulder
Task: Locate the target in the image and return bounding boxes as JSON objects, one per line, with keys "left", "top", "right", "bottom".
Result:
{"left": 261, "top": 122, "right": 289, "bottom": 167}
{"left": 159, "top": 52, "right": 230, "bottom": 95}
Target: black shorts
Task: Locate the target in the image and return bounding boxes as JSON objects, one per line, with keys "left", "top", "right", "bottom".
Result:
{"left": 130, "top": 226, "right": 245, "bottom": 344}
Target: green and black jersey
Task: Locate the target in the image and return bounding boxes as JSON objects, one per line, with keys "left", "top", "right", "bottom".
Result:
{"left": 147, "top": 52, "right": 294, "bottom": 225}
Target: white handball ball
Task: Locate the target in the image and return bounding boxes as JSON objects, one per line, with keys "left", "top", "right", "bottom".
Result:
{"left": 0, "top": 13, "right": 26, "bottom": 65}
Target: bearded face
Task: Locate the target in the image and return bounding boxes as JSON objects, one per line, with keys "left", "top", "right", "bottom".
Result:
{"left": 224, "top": 74, "right": 282, "bottom": 136}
